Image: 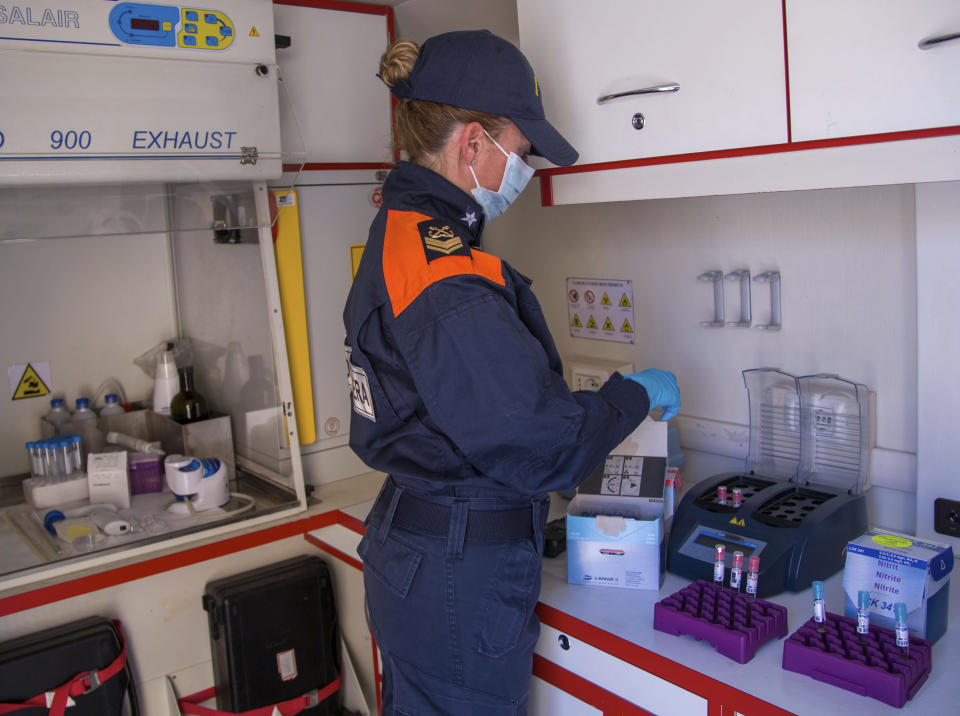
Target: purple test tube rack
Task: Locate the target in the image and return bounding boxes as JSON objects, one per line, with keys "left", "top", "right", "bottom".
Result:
{"left": 653, "top": 580, "right": 788, "bottom": 664}
{"left": 781, "top": 612, "right": 932, "bottom": 708}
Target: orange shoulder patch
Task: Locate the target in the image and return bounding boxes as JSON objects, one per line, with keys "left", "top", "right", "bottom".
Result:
{"left": 383, "top": 210, "right": 505, "bottom": 317}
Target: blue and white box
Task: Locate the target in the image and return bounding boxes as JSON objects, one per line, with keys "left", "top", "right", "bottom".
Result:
{"left": 566, "top": 419, "right": 667, "bottom": 591}
{"left": 842, "top": 529, "right": 954, "bottom": 643}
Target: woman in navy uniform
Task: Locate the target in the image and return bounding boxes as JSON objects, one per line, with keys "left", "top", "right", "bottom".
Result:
{"left": 343, "top": 30, "right": 681, "bottom": 715}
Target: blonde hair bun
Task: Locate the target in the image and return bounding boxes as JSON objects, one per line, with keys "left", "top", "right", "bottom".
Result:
{"left": 379, "top": 40, "right": 420, "bottom": 87}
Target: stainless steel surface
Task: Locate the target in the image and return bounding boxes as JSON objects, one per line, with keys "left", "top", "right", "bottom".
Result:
{"left": 597, "top": 82, "right": 680, "bottom": 105}
{"left": 918, "top": 32, "right": 960, "bottom": 50}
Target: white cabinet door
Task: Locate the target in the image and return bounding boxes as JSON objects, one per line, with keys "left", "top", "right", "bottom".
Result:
{"left": 534, "top": 624, "right": 708, "bottom": 714}
{"left": 517, "top": 0, "right": 787, "bottom": 166}
{"left": 274, "top": 3, "right": 393, "bottom": 165}
{"left": 787, "top": 0, "right": 960, "bottom": 141}
{"left": 529, "top": 675, "right": 602, "bottom": 716}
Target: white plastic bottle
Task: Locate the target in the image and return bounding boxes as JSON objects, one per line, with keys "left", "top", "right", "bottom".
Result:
{"left": 45, "top": 398, "right": 72, "bottom": 426}
{"left": 153, "top": 344, "right": 179, "bottom": 416}
{"left": 73, "top": 398, "right": 97, "bottom": 420}
{"left": 100, "top": 393, "right": 125, "bottom": 416}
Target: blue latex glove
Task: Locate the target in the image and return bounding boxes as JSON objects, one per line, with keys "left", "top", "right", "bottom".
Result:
{"left": 624, "top": 369, "right": 681, "bottom": 421}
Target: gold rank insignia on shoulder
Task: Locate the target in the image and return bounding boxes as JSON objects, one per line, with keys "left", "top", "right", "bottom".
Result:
{"left": 418, "top": 219, "right": 471, "bottom": 262}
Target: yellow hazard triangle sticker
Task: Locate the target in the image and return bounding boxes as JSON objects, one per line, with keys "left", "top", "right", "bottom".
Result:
{"left": 602, "top": 317, "right": 615, "bottom": 331}
{"left": 249, "top": 26, "right": 260, "bottom": 37}
{"left": 621, "top": 319, "right": 634, "bottom": 334}
{"left": 586, "top": 316, "right": 598, "bottom": 329}
{"left": 600, "top": 292, "right": 612, "bottom": 306}
{"left": 729, "top": 517, "right": 746, "bottom": 527}
{"left": 12, "top": 363, "right": 50, "bottom": 400}
{"left": 619, "top": 293, "right": 632, "bottom": 308}
{"left": 571, "top": 314, "right": 582, "bottom": 328}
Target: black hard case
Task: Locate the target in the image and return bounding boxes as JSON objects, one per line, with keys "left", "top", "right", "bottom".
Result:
{"left": 0, "top": 616, "right": 140, "bottom": 715}
{"left": 202, "top": 555, "right": 341, "bottom": 715}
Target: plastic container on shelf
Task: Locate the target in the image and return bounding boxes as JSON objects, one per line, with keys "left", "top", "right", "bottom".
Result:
{"left": 99, "top": 393, "right": 125, "bottom": 416}
{"left": 152, "top": 344, "right": 179, "bottom": 416}
{"left": 73, "top": 398, "right": 97, "bottom": 421}
{"left": 44, "top": 398, "right": 72, "bottom": 426}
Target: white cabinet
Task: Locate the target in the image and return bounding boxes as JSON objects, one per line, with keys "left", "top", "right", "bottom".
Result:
{"left": 787, "top": 0, "right": 960, "bottom": 141}
{"left": 517, "top": 0, "right": 787, "bottom": 167}
{"left": 274, "top": 2, "right": 393, "bottom": 165}
{"left": 530, "top": 623, "right": 708, "bottom": 714}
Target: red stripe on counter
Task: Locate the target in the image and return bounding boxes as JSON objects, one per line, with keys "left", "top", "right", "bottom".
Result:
{"left": 781, "top": 0, "right": 792, "bottom": 143}
{"left": 334, "top": 510, "right": 366, "bottom": 534}
{"left": 534, "top": 603, "right": 794, "bottom": 715}
{"left": 532, "top": 654, "right": 654, "bottom": 715}
{"left": 0, "top": 512, "right": 339, "bottom": 617}
{"left": 534, "top": 124, "right": 960, "bottom": 178}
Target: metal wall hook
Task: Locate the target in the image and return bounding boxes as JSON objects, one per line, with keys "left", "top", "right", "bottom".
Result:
{"left": 697, "top": 271, "right": 725, "bottom": 327}
{"left": 724, "top": 269, "right": 751, "bottom": 327}
{"left": 752, "top": 271, "right": 781, "bottom": 330}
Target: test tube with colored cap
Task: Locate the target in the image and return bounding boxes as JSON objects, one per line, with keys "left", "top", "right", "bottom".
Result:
{"left": 729, "top": 550, "right": 744, "bottom": 593}
{"left": 894, "top": 602, "right": 910, "bottom": 657}
{"left": 745, "top": 554, "right": 760, "bottom": 602}
{"left": 717, "top": 485, "right": 728, "bottom": 505}
{"left": 713, "top": 543, "right": 726, "bottom": 590}
{"left": 732, "top": 487, "right": 743, "bottom": 508}
{"left": 812, "top": 580, "right": 826, "bottom": 633}
{"left": 857, "top": 590, "right": 871, "bottom": 643}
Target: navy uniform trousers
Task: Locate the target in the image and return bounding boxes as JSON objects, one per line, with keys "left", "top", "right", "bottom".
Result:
{"left": 359, "top": 477, "right": 549, "bottom": 715}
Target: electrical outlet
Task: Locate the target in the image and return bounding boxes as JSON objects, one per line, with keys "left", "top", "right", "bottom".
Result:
{"left": 934, "top": 498, "right": 960, "bottom": 538}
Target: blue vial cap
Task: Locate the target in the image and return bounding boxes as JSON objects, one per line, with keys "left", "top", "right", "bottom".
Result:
{"left": 858, "top": 590, "right": 871, "bottom": 610}
{"left": 71, "top": 435, "right": 83, "bottom": 444}
{"left": 812, "top": 581, "right": 824, "bottom": 599}
{"left": 105, "top": 394, "right": 118, "bottom": 404}
{"left": 51, "top": 398, "right": 64, "bottom": 408}
{"left": 43, "top": 510, "right": 65, "bottom": 535}
{"left": 76, "top": 398, "right": 90, "bottom": 410}
{"left": 894, "top": 602, "right": 908, "bottom": 622}
{"left": 26, "top": 441, "right": 35, "bottom": 449}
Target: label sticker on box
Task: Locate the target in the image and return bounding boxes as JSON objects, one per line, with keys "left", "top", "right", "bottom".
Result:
{"left": 276, "top": 648, "right": 297, "bottom": 681}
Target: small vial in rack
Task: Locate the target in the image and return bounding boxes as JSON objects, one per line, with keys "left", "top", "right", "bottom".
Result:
{"left": 812, "top": 580, "right": 826, "bottom": 633}
{"left": 713, "top": 543, "right": 726, "bottom": 590}
{"left": 729, "top": 551, "right": 744, "bottom": 593}
{"left": 857, "top": 590, "right": 871, "bottom": 644}
{"left": 717, "top": 485, "right": 728, "bottom": 505}
{"left": 745, "top": 554, "right": 760, "bottom": 602}
{"left": 894, "top": 602, "right": 910, "bottom": 658}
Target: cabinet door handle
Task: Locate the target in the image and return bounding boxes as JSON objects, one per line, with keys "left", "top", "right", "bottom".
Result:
{"left": 597, "top": 82, "right": 679, "bottom": 105}
{"left": 918, "top": 32, "right": 960, "bottom": 50}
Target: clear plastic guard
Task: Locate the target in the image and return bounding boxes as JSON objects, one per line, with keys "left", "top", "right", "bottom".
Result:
{"left": 797, "top": 374, "right": 871, "bottom": 494}
{"left": 743, "top": 368, "right": 801, "bottom": 481}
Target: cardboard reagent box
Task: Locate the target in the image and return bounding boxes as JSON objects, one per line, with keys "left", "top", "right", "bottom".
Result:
{"left": 566, "top": 419, "right": 667, "bottom": 591}
{"left": 87, "top": 451, "right": 131, "bottom": 509}
{"left": 842, "top": 529, "right": 954, "bottom": 643}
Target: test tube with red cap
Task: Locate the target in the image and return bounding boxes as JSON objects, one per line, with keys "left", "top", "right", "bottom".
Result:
{"left": 717, "top": 485, "right": 728, "bottom": 505}
{"left": 732, "top": 487, "right": 743, "bottom": 508}
{"left": 729, "top": 550, "right": 744, "bottom": 593}
{"left": 745, "top": 554, "right": 760, "bottom": 601}
{"left": 713, "top": 543, "right": 726, "bottom": 590}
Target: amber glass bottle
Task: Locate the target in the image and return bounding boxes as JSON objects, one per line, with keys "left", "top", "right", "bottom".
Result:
{"left": 170, "top": 366, "right": 210, "bottom": 424}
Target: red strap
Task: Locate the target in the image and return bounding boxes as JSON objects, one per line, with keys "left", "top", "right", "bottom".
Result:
{"left": 0, "top": 619, "right": 129, "bottom": 716}
{"left": 178, "top": 675, "right": 342, "bottom": 716}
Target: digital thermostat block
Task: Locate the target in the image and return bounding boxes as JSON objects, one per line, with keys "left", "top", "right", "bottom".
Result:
{"left": 109, "top": 3, "right": 234, "bottom": 50}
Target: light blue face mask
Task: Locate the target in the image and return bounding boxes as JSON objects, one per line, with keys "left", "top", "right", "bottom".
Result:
{"left": 469, "top": 130, "right": 535, "bottom": 222}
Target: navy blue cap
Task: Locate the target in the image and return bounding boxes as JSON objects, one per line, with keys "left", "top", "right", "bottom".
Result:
{"left": 387, "top": 30, "right": 578, "bottom": 167}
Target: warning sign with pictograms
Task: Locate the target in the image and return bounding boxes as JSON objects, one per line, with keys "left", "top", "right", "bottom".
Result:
{"left": 8, "top": 362, "right": 52, "bottom": 400}
{"left": 566, "top": 277, "right": 634, "bottom": 344}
